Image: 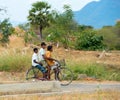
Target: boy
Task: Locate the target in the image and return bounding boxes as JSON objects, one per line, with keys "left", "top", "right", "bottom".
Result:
{"left": 38, "top": 42, "right": 51, "bottom": 79}
{"left": 38, "top": 42, "right": 46, "bottom": 61}
{"left": 32, "top": 48, "right": 47, "bottom": 79}
{"left": 45, "top": 45, "right": 59, "bottom": 80}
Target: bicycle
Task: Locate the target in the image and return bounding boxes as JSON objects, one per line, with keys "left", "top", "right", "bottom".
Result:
{"left": 26, "top": 59, "right": 73, "bottom": 86}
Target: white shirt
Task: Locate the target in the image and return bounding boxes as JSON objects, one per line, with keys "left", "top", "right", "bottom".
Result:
{"left": 32, "top": 53, "right": 39, "bottom": 66}
{"left": 39, "top": 48, "right": 45, "bottom": 61}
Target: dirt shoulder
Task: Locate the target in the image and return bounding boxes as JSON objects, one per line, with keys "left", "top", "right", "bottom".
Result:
{"left": 0, "top": 71, "right": 120, "bottom": 84}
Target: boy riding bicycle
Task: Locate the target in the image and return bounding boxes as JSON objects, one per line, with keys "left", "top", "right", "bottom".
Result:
{"left": 45, "top": 45, "right": 59, "bottom": 80}
{"left": 32, "top": 48, "right": 48, "bottom": 79}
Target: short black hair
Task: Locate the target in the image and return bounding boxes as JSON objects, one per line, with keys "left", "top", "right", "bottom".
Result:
{"left": 41, "top": 42, "right": 46, "bottom": 46}
{"left": 33, "top": 48, "right": 38, "bottom": 52}
{"left": 47, "top": 45, "right": 53, "bottom": 51}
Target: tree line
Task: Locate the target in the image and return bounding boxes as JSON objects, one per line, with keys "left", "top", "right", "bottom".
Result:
{"left": 0, "top": 1, "right": 120, "bottom": 50}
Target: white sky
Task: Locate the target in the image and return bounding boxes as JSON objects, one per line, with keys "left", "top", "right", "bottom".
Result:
{"left": 0, "top": 0, "right": 100, "bottom": 24}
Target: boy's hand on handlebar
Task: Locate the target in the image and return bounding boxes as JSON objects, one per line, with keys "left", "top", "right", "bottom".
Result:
{"left": 38, "top": 62, "right": 43, "bottom": 66}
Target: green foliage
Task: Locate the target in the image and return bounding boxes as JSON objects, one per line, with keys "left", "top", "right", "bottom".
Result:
{"left": 46, "top": 30, "right": 62, "bottom": 43}
{"left": 98, "top": 23, "right": 120, "bottom": 50}
{"left": 18, "top": 23, "right": 30, "bottom": 31}
{"left": 0, "top": 19, "right": 14, "bottom": 43}
{"left": 0, "top": 53, "right": 31, "bottom": 72}
{"left": 0, "top": 51, "right": 120, "bottom": 81}
{"left": 72, "top": 64, "right": 106, "bottom": 79}
{"left": 24, "top": 31, "right": 37, "bottom": 44}
{"left": 69, "top": 62, "right": 120, "bottom": 81}
{"left": 18, "top": 23, "right": 39, "bottom": 45}
{"left": 77, "top": 25, "right": 93, "bottom": 32}
{"left": 45, "top": 5, "right": 78, "bottom": 48}
{"left": 75, "top": 30, "right": 105, "bottom": 50}
{"left": 28, "top": 1, "right": 53, "bottom": 39}
{"left": 113, "top": 21, "right": 120, "bottom": 49}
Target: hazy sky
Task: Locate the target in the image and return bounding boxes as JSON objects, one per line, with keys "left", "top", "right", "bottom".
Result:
{"left": 0, "top": 0, "right": 100, "bottom": 24}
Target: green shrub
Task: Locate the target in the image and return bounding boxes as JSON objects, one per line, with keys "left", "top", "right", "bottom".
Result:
{"left": 75, "top": 30, "right": 105, "bottom": 50}
{"left": 70, "top": 63, "right": 106, "bottom": 79}
{"left": 0, "top": 19, "right": 14, "bottom": 44}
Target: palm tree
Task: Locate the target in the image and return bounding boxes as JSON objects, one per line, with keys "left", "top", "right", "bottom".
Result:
{"left": 28, "top": 1, "right": 52, "bottom": 40}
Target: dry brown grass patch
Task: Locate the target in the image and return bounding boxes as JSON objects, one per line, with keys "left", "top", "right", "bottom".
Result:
{"left": 0, "top": 90, "right": 120, "bottom": 100}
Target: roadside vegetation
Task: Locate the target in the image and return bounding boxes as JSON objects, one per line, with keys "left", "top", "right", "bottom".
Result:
{"left": 0, "top": 1, "right": 120, "bottom": 82}
{"left": 0, "top": 48, "right": 120, "bottom": 81}
{"left": 1, "top": 90, "right": 120, "bottom": 100}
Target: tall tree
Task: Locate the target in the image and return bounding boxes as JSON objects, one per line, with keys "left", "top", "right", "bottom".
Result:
{"left": 28, "top": 1, "right": 52, "bottom": 40}
{"left": 0, "top": 19, "right": 14, "bottom": 44}
{"left": 0, "top": 7, "right": 6, "bottom": 20}
{"left": 47, "top": 5, "right": 78, "bottom": 48}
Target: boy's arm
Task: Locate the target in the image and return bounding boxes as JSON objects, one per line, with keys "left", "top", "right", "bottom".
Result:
{"left": 45, "top": 56, "right": 57, "bottom": 62}
{"left": 43, "top": 54, "right": 47, "bottom": 59}
{"left": 34, "top": 60, "right": 43, "bottom": 66}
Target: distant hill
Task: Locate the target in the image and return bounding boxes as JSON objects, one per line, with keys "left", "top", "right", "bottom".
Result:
{"left": 74, "top": 0, "right": 120, "bottom": 28}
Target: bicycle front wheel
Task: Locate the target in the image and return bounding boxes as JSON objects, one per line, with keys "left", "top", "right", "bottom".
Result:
{"left": 58, "top": 67, "right": 73, "bottom": 86}
{"left": 26, "top": 67, "right": 43, "bottom": 81}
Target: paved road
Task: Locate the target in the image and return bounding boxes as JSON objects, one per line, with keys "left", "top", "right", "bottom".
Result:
{"left": 61, "top": 82, "right": 120, "bottom": 93}
{"left": 0, "top": 81, "right": 120, "bottom": 96}
{"left": 0, "top": 81, "right": 61, "bottom": 96}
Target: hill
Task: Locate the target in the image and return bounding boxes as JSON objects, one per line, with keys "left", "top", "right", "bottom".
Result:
{"left": 74, "top": 0, "right": 120, "bottom": 28}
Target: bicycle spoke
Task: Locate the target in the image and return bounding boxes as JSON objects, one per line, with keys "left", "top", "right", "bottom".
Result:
{"left": 26, "top": 67, "right": 43, "bottom": 81}
{"left": 58, "top": 67, "right": 73, "bottom": 86}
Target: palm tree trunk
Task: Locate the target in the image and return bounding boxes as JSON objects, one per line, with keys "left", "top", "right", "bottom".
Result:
{"left": 39, "top": 26, "right": 42, "bottom": 40}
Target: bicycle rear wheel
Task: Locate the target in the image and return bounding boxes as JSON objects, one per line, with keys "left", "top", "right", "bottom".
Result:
{"left": 26, "top": 67, "right": 43, "bottom": 81}
{"left": 58, "top": 67, "right": 73, "bottom": 86}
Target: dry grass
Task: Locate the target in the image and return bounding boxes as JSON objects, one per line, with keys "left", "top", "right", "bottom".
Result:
{"left": 1, "top": 35, "right": 120, "bottom": 68}
{"left": 9, "top": 35, "right": 25, "bottom": 48}
{"left": 0, "top": 35, "right": 120, "bottom": 81}
{"left": 0, "top": 42, "right": 120, "bottom": 81}
{"left": 0, "top": 72, "right": 25, "bottom": 82}
{"left": 0, "top": 36, "right": 120, "bottom": 99}
{"left": 0, "top": 91, "right": 120, "bottom": 100}
{"left": 53, "top": 47, "right": 120, "bottom": 67}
